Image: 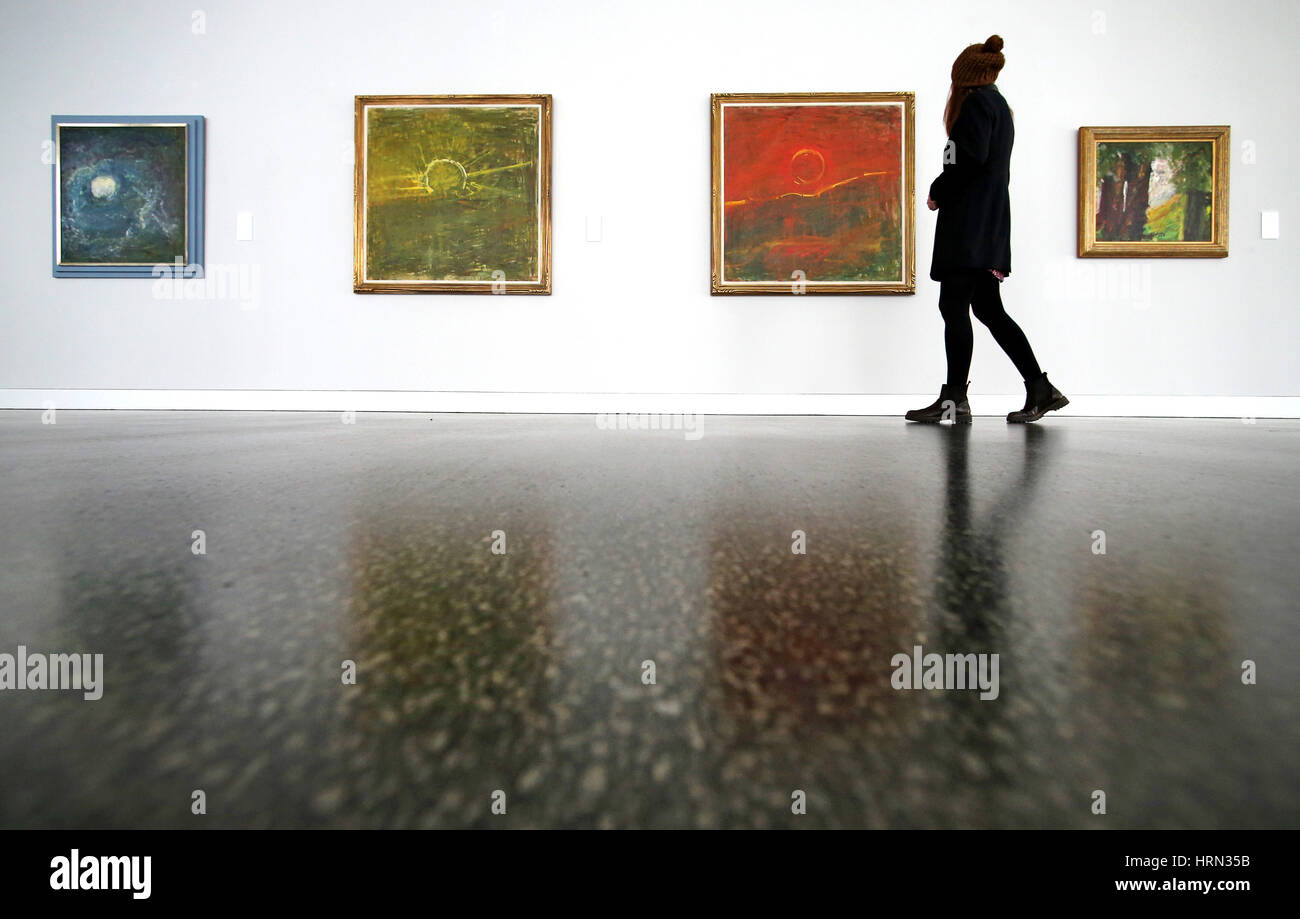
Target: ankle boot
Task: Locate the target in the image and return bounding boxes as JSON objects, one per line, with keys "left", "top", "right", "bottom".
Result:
{"left": 1007, "top": 371, "right": 1069, "bottom": 423}
{"left": 906, "top": 382, "right": 972, "bottom": 423}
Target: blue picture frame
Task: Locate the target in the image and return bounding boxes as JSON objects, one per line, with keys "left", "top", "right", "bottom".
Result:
{"left": 51, "top": 114, "right": 204, "bottom": 278}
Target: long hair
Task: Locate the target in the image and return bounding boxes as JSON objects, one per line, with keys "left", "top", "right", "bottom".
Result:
{"left": 943, "top": 83, "right": 971, "bottom": 137}
{"left": 943, "top": 82, "right": 1014, "bottom": 137}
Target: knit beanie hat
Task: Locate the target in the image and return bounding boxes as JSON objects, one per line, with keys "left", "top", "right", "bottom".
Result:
{"left": 951, "top": 35, "right": 1005, "bottom": 87}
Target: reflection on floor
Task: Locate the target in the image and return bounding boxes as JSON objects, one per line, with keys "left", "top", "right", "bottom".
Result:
{"left": 0, "top": 411, "right": 1296, "bottom": 828}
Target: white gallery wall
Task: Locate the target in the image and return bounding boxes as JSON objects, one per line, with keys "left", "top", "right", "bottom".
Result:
{"left": 1, "top": 0, "right": 1297, "bottom": 415}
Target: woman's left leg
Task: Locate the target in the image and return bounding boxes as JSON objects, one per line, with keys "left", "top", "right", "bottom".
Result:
{"left": 969, "top": 271, "right": 1041, "bottom": 381}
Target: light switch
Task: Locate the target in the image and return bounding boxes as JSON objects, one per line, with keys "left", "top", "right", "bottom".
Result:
{"left": 1261, "top": 210, "right": 1279, "bottom": 239}
{"left": 236, "top": 211, "right": 254, "bottom": 241}
{"left": 585, "top": 215, "right": 603, "bottom": 242}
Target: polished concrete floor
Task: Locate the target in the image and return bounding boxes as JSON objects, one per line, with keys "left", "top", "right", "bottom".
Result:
{"left": 0, "top": 411, "right": 1296, "bottom": 829}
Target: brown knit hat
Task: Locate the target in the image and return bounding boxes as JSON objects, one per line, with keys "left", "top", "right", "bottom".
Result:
{"left": 951, "top": 34, "right": 1005, "bottom": 87}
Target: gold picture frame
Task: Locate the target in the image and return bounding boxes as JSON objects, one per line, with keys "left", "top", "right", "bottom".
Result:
{"left": 354, "top": 94, "right": 552, "bottom": 294}
{"left": 1078, "top": 125, "right": 1229, "bottom": 258}
{"left": 711, "top": 91, "right": 915, "bottom": 295}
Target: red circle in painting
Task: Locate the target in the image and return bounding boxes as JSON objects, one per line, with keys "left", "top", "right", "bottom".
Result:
{"left": 790, "top": 148, "right": 827, "bottom": 186}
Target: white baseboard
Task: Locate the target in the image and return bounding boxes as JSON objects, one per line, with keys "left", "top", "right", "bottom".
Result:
{"left": 1, "top": 389, "right": 1296, "bottom": 418}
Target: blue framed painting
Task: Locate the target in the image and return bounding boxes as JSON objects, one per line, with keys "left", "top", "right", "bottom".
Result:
{"left": 51, "top": 115, "right": 204, "bottom": 278}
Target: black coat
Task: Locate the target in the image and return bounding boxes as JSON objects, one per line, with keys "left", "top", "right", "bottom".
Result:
{"left": 929, "top": 84, "right": 1013, "bottom": 281}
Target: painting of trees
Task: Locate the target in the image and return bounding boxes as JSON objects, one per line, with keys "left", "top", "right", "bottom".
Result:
{"left": 1095, "top": 141, "right": 1213, "bottom": 242}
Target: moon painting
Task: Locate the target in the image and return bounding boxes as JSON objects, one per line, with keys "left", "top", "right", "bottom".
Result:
{"left": 56, "top": 124, "right": 188, "bottom": 266}
{"left": 355, "top": 95, "right": 552, "bottom": 294}
{"left": 712, "top": 93, "right": 915, "bottom": 294}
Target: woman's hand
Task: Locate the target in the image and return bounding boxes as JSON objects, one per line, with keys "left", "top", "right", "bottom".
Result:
{"left": 926, "top": 196, "right": 938, "bottom": 211}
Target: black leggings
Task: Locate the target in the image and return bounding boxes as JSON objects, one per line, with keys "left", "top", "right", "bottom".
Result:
{"left": 938, "top": 270, "right": 1041, "bottom": 388}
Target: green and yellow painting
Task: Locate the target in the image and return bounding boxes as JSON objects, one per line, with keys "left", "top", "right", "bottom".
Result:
{"left": 362, "top": 103, "right": 541, "bottom": 285}
{"left": 1094, "top": 141, "right": 1213, "bottom": 242}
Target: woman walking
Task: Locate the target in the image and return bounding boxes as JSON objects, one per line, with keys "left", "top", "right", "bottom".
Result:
{"left": 906, "top": 35, "right": 1069, "bottom": 424}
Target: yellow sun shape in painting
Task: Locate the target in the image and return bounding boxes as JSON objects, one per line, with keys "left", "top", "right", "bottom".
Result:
{"left": 397, "top": 144, "right": 534, "bottom": 201}
{"left": 417, "top": 158, "right": 469, "bottom": 196}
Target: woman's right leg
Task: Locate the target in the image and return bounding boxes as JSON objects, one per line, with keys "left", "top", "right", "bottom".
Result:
{"left": 938, "top": 272, "right": 976, "bottom": 388}
{"left": 968, "top": 271, "right": 1042, "bottom": 381}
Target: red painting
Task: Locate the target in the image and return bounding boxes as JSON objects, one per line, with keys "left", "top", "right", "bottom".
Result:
{"left": 713, "top": 94, "right": 913, "bottom": 293}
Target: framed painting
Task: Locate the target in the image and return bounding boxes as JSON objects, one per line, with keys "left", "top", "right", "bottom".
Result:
{"left": 711, "top": 92, "right": 915, "bottom": 295}
{"left": 354, "top": 94, "right": 552, "bottom": 294}
{"left": 1078, "top": 125, "right": 1229, "bottom": 258}
{"left": 52, "top": 115, "right": 204, "bottom": 278}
